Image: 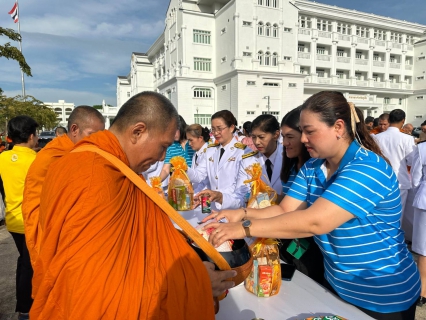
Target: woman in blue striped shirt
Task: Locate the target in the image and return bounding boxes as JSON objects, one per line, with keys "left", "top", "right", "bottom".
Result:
{"left": 206, "top": 91, "right": 420, "bottom": 319}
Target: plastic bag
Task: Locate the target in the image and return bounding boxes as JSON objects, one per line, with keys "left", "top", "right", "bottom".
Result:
{"left": 244, "top": 238, "right": 281, "bottom": 297}
{"left": 168, "top": 156, "right": 194, "bottom": 211}
{"left": 243, "top": 163, "right": 277, "bottom": 208}
{"left": 149, "top": 176, "right": 165, "bottom": 199}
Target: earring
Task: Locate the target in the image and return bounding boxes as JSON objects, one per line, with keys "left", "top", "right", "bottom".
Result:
{"left": 337, "top": 135, "right": 342, "bottom": 140}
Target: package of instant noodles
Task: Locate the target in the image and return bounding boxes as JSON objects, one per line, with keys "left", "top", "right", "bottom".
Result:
{"left": 244, "top": 238, "right": 281, "bottom": 297}
{"left": 168, "top": 156, "right": 194, "bottom": 211}
{"left": 243, "top": 163, "right": 277, "bottom": 209}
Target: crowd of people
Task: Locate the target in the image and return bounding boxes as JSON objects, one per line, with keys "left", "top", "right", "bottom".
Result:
{"left": 0, "top": 90, "right": 425, "bottom": 320}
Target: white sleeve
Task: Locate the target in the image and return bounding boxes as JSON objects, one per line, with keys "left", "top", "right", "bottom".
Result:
{"left": 405, "top": 137, "right": 416, "bottom": 166}
{"left": 412, "top": 145, "right": 423, "bottom": 188}
{"left": 186, "top": 152, "right": 209, "bottom": 185}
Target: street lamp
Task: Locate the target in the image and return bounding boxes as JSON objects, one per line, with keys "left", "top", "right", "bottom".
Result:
{"left": 263, "top": 96, "right": 270, "bottom": 114}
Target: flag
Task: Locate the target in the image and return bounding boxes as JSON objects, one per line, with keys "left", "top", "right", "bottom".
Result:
{"left": 8, "top": 2, "right": 18, "bottom": 23}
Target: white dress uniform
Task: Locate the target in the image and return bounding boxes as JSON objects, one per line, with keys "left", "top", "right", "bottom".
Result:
{"left": 222, "top": 143, "right": 283, "bottom": 209}
{"left": 187, "top": 137, "right": 250, "bottom": 211}
{"left": 191, "top": 142, "right": 209, "bottom": 193}
{"left": 411, "top": 141, "right": 426, "bottom": 255}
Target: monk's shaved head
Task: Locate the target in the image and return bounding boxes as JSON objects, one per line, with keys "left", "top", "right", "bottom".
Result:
{"left": 111, "top": 91, "right": 179, "bottom": 134}
{"left": 55, "top": 126, "right": 67, "bottom": 137}
{"left": 67, "top": 106, "right": 105, "bottom": 131}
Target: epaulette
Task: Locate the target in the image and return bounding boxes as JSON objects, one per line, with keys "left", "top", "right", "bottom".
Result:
{"left": 203, "top": 148, "right": 207, "bottom": 153}
{"left": 208, "top": 143, "right": 219, "bottom": 148}
{"left": 234, "top": 142, "right": 247, "bottom": 150}
{"left": 242, "top": 150, "right": 259, "bottom": 159}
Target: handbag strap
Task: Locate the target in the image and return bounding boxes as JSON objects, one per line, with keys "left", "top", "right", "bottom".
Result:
{"left": 72, "top": 145, "right": 231, "bottom": 271}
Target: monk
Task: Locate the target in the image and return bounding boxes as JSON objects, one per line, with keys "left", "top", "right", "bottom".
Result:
{"left": 22, "top": 106, "right": 105, "bottom": 267}
{"left": 31, "top": 92, "right": 236, "bottom": 319}
{"left": 370, "top": 113, "right": 389, "bottom": 134}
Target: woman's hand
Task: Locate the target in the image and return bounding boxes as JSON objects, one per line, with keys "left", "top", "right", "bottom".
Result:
{"left": 201, "top": 209, "right": 245, "bottom": 223}
{"left": 196, "top": 189, "right": 223, "bottom": 204}
{"left": 203, "top": 221, "right": 246, "bottom": 248}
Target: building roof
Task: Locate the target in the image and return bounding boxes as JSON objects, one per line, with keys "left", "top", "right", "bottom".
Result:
{"left": 117, "top": 76, "right": 127, "bottom": 79}
{"left": 132, "top": 52, "right": 147, "bottom": 56}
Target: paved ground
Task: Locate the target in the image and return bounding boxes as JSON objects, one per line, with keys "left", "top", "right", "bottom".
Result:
{"left": 0, "top": 225, "right": 425, "bottom": 319}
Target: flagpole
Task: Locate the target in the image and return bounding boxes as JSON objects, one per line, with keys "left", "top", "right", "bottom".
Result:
{"left": 16, "top": 0, "right": 25, "bottom": 98}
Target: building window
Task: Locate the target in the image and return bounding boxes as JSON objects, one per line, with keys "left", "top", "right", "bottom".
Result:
{"left": 384, "top": 97, "right": 390, "bottom": 104}
{"left": 390, "top": 32, "right": 402, "bottom": 43}
{"left": 221, "top": 85, "right": 227, "bottom": 91}
{"left": 356, "top": 51, "right": 362, "bottom": 59}
{"left": 193, "top": 88, "right": 212, "bottom": 98}
{"left": 247, "top": 81, "right": 256, "bottom": 85}
{"left": 300, "top": 67, "right": 305, "bottom": 74}
{"left": 337, "top": 50, "right": 344, "bottom": 57}
{"left": 167, "top": 90, "right": 172, "bottom": 100}
{"left": 418, "top": 56, "right": 426, "bottom": 61}
{"left": 356, "top": 26, "right": 367, "bottom": 38}
{"left": 265, "top": 23, "right": 271, "bottom": 37}
{"left": 272, "top": 52, "right": 278, "bottom": 66}
{"left": 194, "top": 57, "right": 211, "bottom": 71}
{"left": 417, "top": 96, "right": 424, "bottom": 100}
{"left": 193, "top": 29, "right": 211, "bottom": 44}
{"left": 316, "top": 46, "right": 325, "bottom": 55}
{"left": 406, "top": 35, "right": 414, "bottom": 45}
{"left": 258, "top": 51, "right": 264, "bottom": 65}
{"left": 399, "top": 98, "right": 403, "bottom": 105}
{"left": 247, "top": 111, "right": 255, "bottom": 115}
{"left": 262, "top": 111, "right": 280, "bottom": 120}
{"left": 317, "top": 19, "right": 331, "bottom": 32}
{"left": 298, "top": 44, "right": 305, "bottom": 52}
{"left": 373, "top": 54, "right": 379, "bottom": 61}
{"left": 127, "top": 92, "right": 130, "bottom": 97}
{"left": 317, "top": 69, "right": 325, "bottom": 78}
{"left": 390, "top": 56, "right": 398, "bottom": 63}
{"left": 336, "top": 71, "right": 344, "bottom": 79}
{"left": 299, "top": 16, "right": 311, "bottom": 29}
{"left": 221, "top": 28, "right": 226, "bottom": 35}
{"left": 194, "top": 114, "right": 212, "bottom": 125}
{"left": 355, "top": 72, "right": 362, "bottom": 80}
{"left": 373, "top": 74, "right": 379, "bottom": 81}
{"left": 416, "top": 76, "right": 425, "bottom": 80}
{"left": 284, "top": 27, "right": 292, "bottom": 32}
{"left": 416, "top": 115, "right": 423, "bottom": 119}
{"left": 273, "top": 24, "right": 279, "bottom": 37}
{"left": 272, "top": 0, "right": 278, "bottom": 8}
{"left": 288, "top": 83, "right": 297, "bottom": 88}
{"left": 243, "top": 52, "right": 252, "bottom": 57}
{"left": 283, "top": 56, "right": 292, "bottom": 60}
{"left": 337, "top": 22, "right": 350, "bottom": 35}
{"left": 264, "top": 52, "right": 271, "bottom": 65}
{"left": 374, "top": 29, "right": 386, "bottom": 41}
{"left": 263, "top": 82, "right": 279, "bottom": 86}
{"left": 243, "top": 21, "right": 252, "bottom": 26}
{"left": 265, "top": 0, "right": 270, "bottom": 6}
{"left": 258, "top": 22, "right": 264, "bottom": 35}
{"left": 258, "top": 0, "right": 263, "bottom": 5}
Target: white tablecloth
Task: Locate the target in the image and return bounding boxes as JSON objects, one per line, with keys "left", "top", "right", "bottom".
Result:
{"left": 176, "top": 209, "right": 373, "bottom": 320}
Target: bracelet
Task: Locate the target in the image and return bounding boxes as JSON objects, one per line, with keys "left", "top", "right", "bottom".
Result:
{"left": 242, "top": 207, "right": 247, "bottom": 221}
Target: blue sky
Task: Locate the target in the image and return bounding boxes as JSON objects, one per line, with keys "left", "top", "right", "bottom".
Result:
{"left": 1, "top": 0, "right": 426, "bottom": 106}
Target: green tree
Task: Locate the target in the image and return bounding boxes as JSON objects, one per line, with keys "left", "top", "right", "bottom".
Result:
{"left": 0, "top": 27, "right": 32, "bottom": 77}
{"left": 0, "top": 91, "right": 58, "bottom": 131}
{"left": 92, "top": 105, "right": 103, "bottom": 110}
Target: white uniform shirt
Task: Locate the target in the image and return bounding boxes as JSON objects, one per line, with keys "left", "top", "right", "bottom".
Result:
{"left": 374, "top": 127, "right": 415, "bottom": 189}
{"left": 187, "top": 137, "right": 249, "bottom": 211}
{"left": 191, "top": 142, "right": 209, "bottom": 193}
{"left": 223, "top": 143, "right": 283, "bottom": 209}
{"left": 412, "top": 142, "right": 426, "bottom": 210}
{"left": 142, "top": 161, "right": 169, "bottom": 189}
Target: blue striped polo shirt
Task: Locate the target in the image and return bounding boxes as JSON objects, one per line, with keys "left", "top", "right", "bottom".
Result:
{"left": 164, "top": 141, "right": 195, "bottom": 167}
{"left": 286, "top": 140, "right": 420, "bottom": 313}
{"left": 281, "top": 165, "right": 297, "bottom": 196}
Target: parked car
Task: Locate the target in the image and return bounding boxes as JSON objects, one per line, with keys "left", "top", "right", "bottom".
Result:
{"left": 39, "top": 131, "right": 56, "bottom": 139}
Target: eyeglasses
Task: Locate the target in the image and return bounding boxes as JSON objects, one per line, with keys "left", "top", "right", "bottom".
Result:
{"left": 211, "top": 127, "right": 229, "bottom": 134}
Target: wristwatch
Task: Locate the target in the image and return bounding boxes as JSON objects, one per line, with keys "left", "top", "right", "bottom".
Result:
{"left": 242, "top": 220, "right": 252, "bottom": 238}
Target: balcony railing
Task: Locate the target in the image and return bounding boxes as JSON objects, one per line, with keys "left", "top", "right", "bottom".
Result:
{"left": 373, "top": 82, "right": 385, "bottom": 88}
{"left": 298, "top": 28, "right": 311, "bottom": 35}
{"left": 338, "top": 34, "right": 350, "bottom": 41}
{"left": 358, "top": 37, "right": 369, "bottom": 44}
{"left": 405, "top": 65, "right": 413, "bottom": 70}
{"left": 406, "top": 84, "right": 412, "bottom": 89}
{"left": 337, "top": 57, "right": 350, "bottom": 63}
{"left": 356, "top": 80, "right": 369, "bottom": 86}
{"left": 390, "top": 62, "right": 401, "bottom": 69}
{"left": 317, "top": 55, "right": 331, "bottom": 61}
{"left": 373, "top": 61, "right": 385, "bottom": 67}
{"left": 407, "top": 45, "right": 414, "bottom": 51}
{"left": 337, "top": 79, "right": 350, "bottom": 85}
{"left": 318, "top": 31, "right": 331, "bottom": 38}
{"left": 355, "top": 59, "right": 368, "bottom": 65}
{"left": 390, "top": 83, "right": 400, "bottom": 89}
{"left": 376, "top": 40, "right": 385, "bottom": 46}
{"left": 393, "top": 43, "right": 402, "bottom": 49}
{"left": 318, "top": 78, "right": 331, "bottom": 84}
{"left": 298, "top": 52, "right": 311, "bottom": 59}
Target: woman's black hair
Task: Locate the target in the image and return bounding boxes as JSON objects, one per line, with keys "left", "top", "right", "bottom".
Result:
{"left": 243, "top": 121, "right": 252, "bottom": 135}
{"left": 280, "top": 106, "right": 311, "bottom": 183}
{"left": 186, "top": 124, "right": 210, "bottom": 142}
{"left": 8, "top": 115, "right": 39, "bottom": 144}
{"left": 177, "top": 115, "right": 187, "bottom": 143}
{"left": 251, "top": 114, "right": 280, "bottom": 135}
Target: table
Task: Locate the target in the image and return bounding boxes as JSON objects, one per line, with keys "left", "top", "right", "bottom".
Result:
{"left": 175, "top": 209, "right": 373, "bottom": 320}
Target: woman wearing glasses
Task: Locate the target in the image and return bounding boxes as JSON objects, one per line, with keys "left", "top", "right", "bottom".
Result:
{"left": 187, "top": 110, "right": 250, "bottom": 211}
{"left": 205, "top": 92, "right": 420, "bottom": 320}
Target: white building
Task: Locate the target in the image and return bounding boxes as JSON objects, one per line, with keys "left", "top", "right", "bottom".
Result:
{"left": 44, "top": 100, "right": 75, "bottom": 128}
{"left": 117, "top": 0, "right": 426, "bottom": 126}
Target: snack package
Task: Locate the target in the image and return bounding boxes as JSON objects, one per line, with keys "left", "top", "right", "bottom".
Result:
{"left": 168, "top": 156, "right": 194, "bottom": 211}
{"left": 244, "top": 238, "right": 281, "bottom": 297}
{"left": 192, "top": 220, "right": 233, "bottom": 252}
{"left": 149, "top": 176, "right": 165, "bottom": 199}
{"left": 243, "top": 163, "right": 277, "bottom": 208}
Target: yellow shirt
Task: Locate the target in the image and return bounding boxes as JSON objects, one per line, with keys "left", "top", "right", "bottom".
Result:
{"left": 0, "top": 146, "right": 36, "bottom": 233}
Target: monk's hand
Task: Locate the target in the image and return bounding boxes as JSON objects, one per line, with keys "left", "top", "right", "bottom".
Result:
{"left": 201, "top": 209, "right": 244, "bottom": 223}
{"left": 197, "top": 190, "right": 223, "bottom": 205}
{"left": 204, "top": 221, "right": 245, "bottom": 248}
{"left": 203, "top": 261, "right": 237, "bottom": 297}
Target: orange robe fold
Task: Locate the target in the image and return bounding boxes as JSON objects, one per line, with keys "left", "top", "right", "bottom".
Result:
{"left": 31, "top": 130, "right": 214, "bottom": 320}
{"left": 22, "top": 134, "right": 74, "bottom": 267}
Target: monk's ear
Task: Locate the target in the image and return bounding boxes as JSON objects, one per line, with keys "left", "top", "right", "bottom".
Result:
{"left": 69, "top": 124, "right": 79, "bottom": 137}
{"left": 130, "top": 122, "right": 148, "bottom": 144}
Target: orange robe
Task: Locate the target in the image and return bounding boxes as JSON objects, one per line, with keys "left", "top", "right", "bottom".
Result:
{"left": 370, "top": 127, "right": 381, "bottom": 135}
{"left": 22, "top": 134, "right": 74, "bottom": 267}
{"left": 31, "top": 130, "right": 214, "bottom": 319}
